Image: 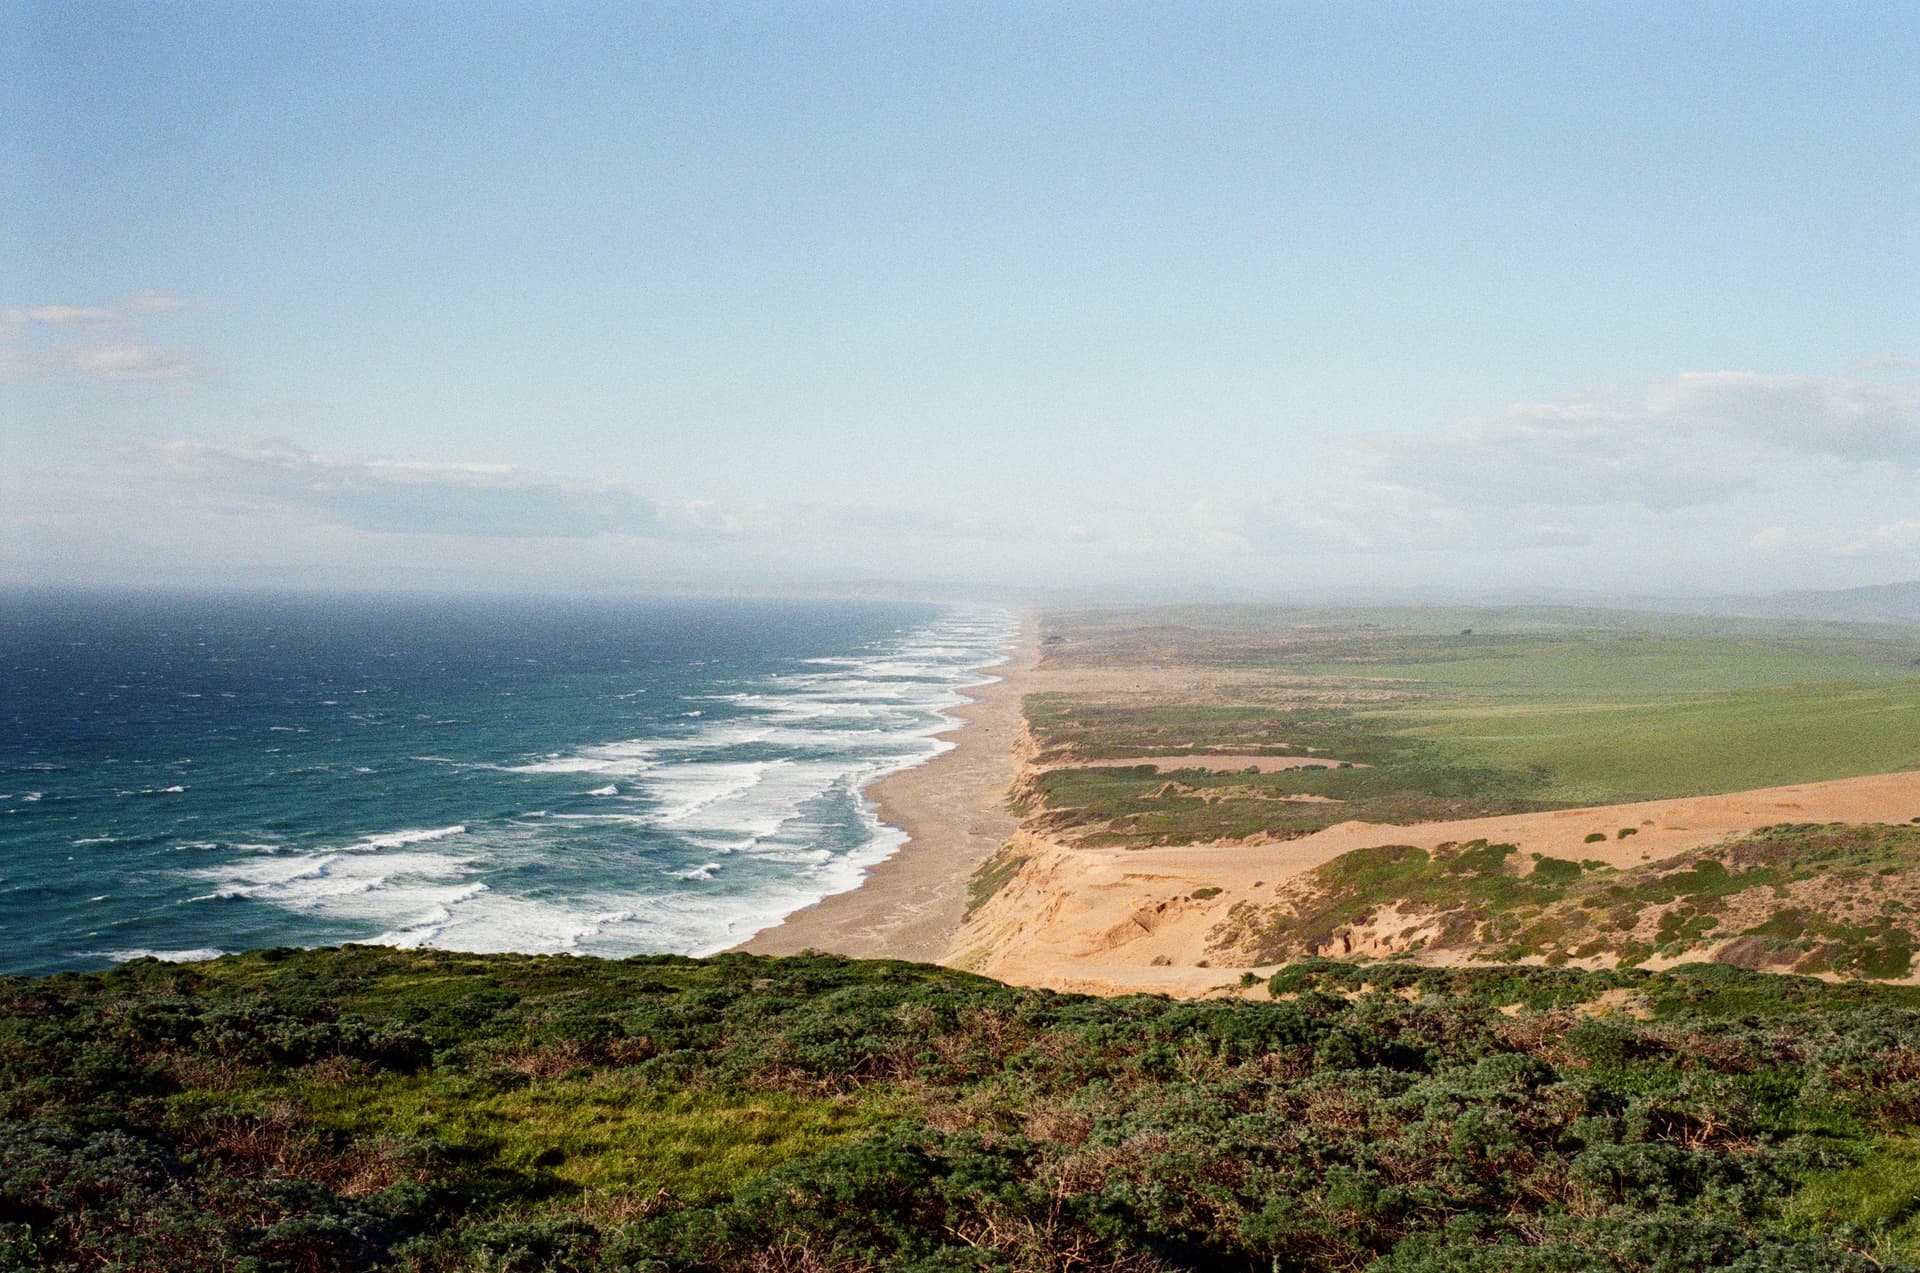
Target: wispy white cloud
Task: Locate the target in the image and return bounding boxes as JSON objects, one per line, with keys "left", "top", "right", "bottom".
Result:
{"left": 657, "top": 499, "right": 783, "bottom": 538}
{"left": 118, "top": 290, "right": 188, "bottom": 316}
{"left": 1179, "top": 482, "right": 1588, "bottom": 555}
{"left": 0, "top": 290, "right": 187, "bottom": 330}
{"left": 1338, "top": 372, "right": 1920, "bottom": 512}
{"left": 1, "top": 304, "right": 126, "bottom": 328}
{"left": 107, "top": 434, "right": 1048, "bottom": 551}
{"left": 1834, "top": 519, "right": 1920, "bottom": 558}
{"left": 1854, "top": 354, "right": 1918, "bottom": 374}
{"left": 1650, "top": 372, "right": 1920, "bottom": 465}
{"left": 1, "top": 291, "right": 197, "bottom": 382}
{"left": 1747, "top": 517, "right": 1920, "bottom": 560}
{"left": 64, "top": 340, "right": 194, "bottom": 382}
{"left": 133, "top": 436, "right": 669, "bottom": 539}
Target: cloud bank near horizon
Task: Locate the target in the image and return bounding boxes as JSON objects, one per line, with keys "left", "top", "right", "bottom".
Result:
{"left": 133, "top": 436, "right": 668, "bottom": 540}
{"left": 1338, "top": 372, "right": 1920, "bottom": 512}
{"left": 4, "top": 290, "right": 1917, "bottom": 595}
{"left": 1178, "top": 371, "right": 1920, "bottom": 561}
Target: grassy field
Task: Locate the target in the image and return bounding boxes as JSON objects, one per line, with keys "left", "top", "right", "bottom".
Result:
{"left": 9, "top": 945, "right": 1920, "bottom": 1270}
{"left": 1398, "top": 680, "right": 1920, "bottom": 805}
{"left": 1024, "top": 609, "right": 1920, "bottom": 847}
{"left": 1026, "top": 758, "right": 1550, "bottom": 848}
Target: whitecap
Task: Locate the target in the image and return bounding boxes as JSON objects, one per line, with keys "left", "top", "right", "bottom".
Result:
{"left": 349, "top": 824, "right": 466, "bottom": 851}
{"left": 99, "top": 947, "right": 224, "bottom": 964}
{"left": 500, "top": 740, "right": 657, "bottom": 777}
{"left": 144, "top": 603, "right": 1019, "bottom": 964}
{"left": 642, "top": 759, "right": 800, "bottom": 830}
{"left": 194, "top": 846, "right": 477, "bottom": 917}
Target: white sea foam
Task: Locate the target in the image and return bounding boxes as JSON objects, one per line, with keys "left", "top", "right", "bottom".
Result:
{"left": 195, "top": 846, "right": 479, "bottom": 924}
{"left": 370, "top": 889, "right": 651, "bottom": 954}
{"left": 101, "top": 947, "right": 225, "bottom": 964}
{"left": 500, "top": 740, "right": 658, "bottom": 777}
{"left": 172, "top": 604, "right": 1017, "bottom": 964}
{"left": 645, "top": 759, "right": 787, "bottom": 826}
{"left": 505, "top": 756, "right": 609, "bottom": 774}
{"left": 350, "top": 825, "right": 466, "bottom": 851}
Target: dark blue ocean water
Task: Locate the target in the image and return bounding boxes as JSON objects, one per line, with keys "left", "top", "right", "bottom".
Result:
{"left": 0, "top": 592, "right": 1013, "bottom": 975}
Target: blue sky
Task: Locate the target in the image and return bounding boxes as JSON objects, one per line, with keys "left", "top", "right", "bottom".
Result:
{"left": 3, "top": 2, "right": 1916, "bottom": 598}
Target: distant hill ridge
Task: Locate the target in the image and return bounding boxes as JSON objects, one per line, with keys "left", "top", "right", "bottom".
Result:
{"left": 1470, "top": 579, "right": 1920, "bottom": 627}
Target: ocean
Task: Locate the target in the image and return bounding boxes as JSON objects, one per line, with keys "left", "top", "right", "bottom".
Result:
{"left": 0, "top": 591, "right": 1014, "bottom": 976}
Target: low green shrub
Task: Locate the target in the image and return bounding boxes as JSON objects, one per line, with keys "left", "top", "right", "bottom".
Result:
{"left": 5, "top": 948, "right": 1920, "bottom": 1270}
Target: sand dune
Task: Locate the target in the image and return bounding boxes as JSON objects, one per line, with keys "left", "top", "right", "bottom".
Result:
{"left": 949, "top": 769, "right": 1920, "bottom": 997}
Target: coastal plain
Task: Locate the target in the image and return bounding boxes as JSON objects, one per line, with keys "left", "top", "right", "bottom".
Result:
{"left": 774, "top": 606, "right": 1920, "bottom": 998}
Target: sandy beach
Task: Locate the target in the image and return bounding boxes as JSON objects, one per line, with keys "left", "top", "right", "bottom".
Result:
{"left": 736, "top": 620, "right": 1036, "bottom": 963}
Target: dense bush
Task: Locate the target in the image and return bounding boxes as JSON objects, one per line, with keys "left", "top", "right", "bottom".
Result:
{"left": 3, "top": 947, "right": 1918, "bottom": 1271}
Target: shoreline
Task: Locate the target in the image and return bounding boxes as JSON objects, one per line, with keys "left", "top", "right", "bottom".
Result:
{"left": 736, "top": 617, "right": 1035, "bottom": 963}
